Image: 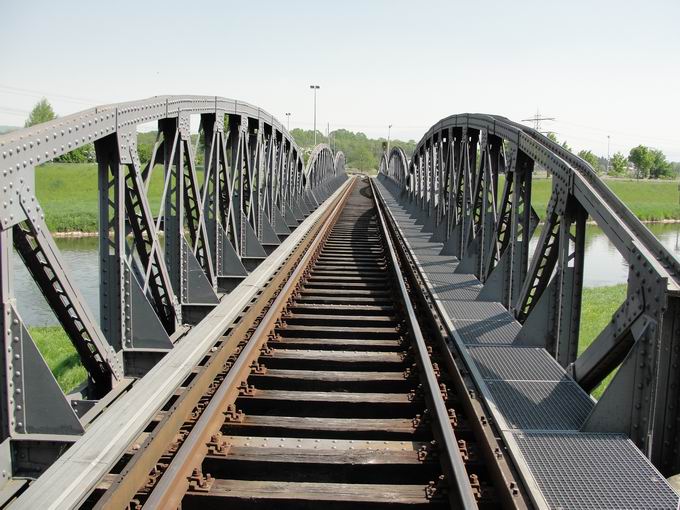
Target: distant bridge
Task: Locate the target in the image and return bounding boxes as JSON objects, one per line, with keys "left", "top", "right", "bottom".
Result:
{"left": 0, "top": 97, "right": 678, "bottom": 508}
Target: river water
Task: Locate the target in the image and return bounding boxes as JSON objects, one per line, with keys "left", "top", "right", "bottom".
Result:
{"left": 12, "top": 224, "right": 680, "bottom": 326}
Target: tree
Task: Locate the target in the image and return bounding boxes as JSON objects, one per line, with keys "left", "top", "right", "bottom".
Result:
{"left": 609, "top": 152, "right": 628, "bottom": 176}
{"left": 137, "top": 141, "right": 152, "bottom": 165}
{"left": 577, "top": 149, "right": 602, "bottom": 173}
{"left": 649, "top": 149, "right": 673, "bottom": 179}
{"left": 671, "top": 162, "right": 680, "bottom": 179}
{"left": 25, "top": 98, "right": 94, "bottom": 163}
{"left": 629, "top": 145, "right": 654, "bottom": 179}
{"left": 25, "top": 98, "right": 56, "bottom": 127}
{"left": 56, "top": 145, "right": 95, "bottom": 163}
{"left": 289, "top": 127, "right": 415, "bottom": 172}
{"left": 546, "top": 132, "right": 571, "bottom": 152}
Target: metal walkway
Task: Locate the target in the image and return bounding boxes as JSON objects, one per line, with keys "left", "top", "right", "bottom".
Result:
{"left": 374, "top": 174, "right": 679, "bottom": 509}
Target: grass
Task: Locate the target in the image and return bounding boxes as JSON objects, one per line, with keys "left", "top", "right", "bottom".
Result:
{"left": 29, "top": 326, "right": 87, "bottom": 394}
{"left": 35, "top": 163, "right": 679, "bottom": 233}
{"left": 578, "top": 284, "right": 627, "bottom": 399}
{"left": 598, "top": 179, "right": 680, "bottom": 221}
{"left": 499, "top": 175, "right": 680, "bottom": 222}
{"left": 35, "top": 162, "right": 168, "bottom": 232}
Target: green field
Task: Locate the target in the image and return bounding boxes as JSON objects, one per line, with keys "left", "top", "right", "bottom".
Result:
{"left": 526, "top": 176, "right": 680, "bottom": 221}
{"left": 34, "top": 164, "right": 680, "bottom": 233}
{"left": 578, "top": 284, "right": 627, "bottom": 399}
{"left": 35, "top": 163, "right": 167, "bottom": 232}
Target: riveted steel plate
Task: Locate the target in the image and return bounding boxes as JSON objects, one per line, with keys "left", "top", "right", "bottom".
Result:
{"left": 514, "top": 432, "right": 679, "bottom": 509}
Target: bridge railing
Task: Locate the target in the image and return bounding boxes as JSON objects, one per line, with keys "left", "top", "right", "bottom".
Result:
{"left": 0, "top": 96, "right": 345, "bottom": 452}
{"left": 378, "top": 113, "right": 680, "bottom": 476}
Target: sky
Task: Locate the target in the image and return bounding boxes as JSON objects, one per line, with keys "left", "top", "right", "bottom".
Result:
{"left": 1, "top": 0, "right": 679, "bottom": 160}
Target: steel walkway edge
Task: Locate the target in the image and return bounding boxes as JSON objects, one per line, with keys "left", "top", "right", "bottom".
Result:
{"left": 9, "top": 179, "right": 352, "bottom": 510}
{"left": 373, "top": 174, "right": 679, "bottom": 510}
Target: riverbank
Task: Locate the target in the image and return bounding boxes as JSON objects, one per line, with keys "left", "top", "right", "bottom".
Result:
{"left": 33, "top": 283, "right": 630, "bottom": 396}
{"left": 36, "top": 163, "right": 680, "bottom": 233}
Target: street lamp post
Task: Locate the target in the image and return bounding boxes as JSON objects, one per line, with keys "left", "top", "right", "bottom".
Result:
{"left": 387, "top": 124, "right": 393, "bottom": 156}
{"left": 607, "top": 135, "right": 611, "bottom": 174}
{"left": 310, "top": 85, "right": 320, "bottom": 145}
{"left": 285, "top": 112, "right": 291, "bottom": 131}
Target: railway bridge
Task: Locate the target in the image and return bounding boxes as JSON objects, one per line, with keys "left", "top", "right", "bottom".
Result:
{"left": 0, "top": 96, "right": 678, "bottom": 509}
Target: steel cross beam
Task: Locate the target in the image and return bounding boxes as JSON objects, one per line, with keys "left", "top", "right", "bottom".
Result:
{"left": 379, "top": 112, "right": 680, "bottom": 476}
{"left": 0, "top": 95, "right": 347, "bottom": 481}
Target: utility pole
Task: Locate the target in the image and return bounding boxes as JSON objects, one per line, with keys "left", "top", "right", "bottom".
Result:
{"left": 607, "top": 135, "right": 611, "bottom": 174}
{"left": 387, "top": 124, "right": 393, "bottom": 156}
{"left": 327, "top": 122, "right": 330, "bottom": 148}
{"left": 285, "top": 112, "right": 291, "bottom": 131}
{"left": 309, "top": 85, "right": 320, "bottom": 145}
{"left": 522, "top": 109, "right": 555, "bottom": 178}
{"left": 521, "top": 108, "right": 555, "bottom": 134}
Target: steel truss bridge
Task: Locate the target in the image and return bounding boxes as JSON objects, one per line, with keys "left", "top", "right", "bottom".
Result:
{"left": 0, "top": 97, "right": 678, "bottom": 509}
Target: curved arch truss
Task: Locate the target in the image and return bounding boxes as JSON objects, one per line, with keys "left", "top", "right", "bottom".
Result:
{"left": 0, "top": 96, "right": 346, "bottom": 438}
{"left": 379, "top": 113, "right": 680, "bottom": 475}
{"left": 305, "top": 144, "right": 346, "bottom": 205}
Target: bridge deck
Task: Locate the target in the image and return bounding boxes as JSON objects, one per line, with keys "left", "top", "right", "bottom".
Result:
{"left": 374, "top": 175, "right": 679, "bottom": 509}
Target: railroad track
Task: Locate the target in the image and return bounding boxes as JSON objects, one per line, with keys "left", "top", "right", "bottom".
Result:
{"left": 83, "top": 177, "right": 528, "bottom": 510}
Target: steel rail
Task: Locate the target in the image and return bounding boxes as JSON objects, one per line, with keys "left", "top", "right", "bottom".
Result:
{"left": 371, "top": 179, "right": 479, "bottom": 509}
{"left": 140, "top": 177, "right": 357, "bottom": 509}
{"left": 12, "top": 178, "right": 351, "bottom": 510}
{"left": 372, "top": 177, "right": 534, "bottom": 509}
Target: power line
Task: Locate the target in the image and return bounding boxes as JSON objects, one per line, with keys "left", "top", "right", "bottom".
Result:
{"left": 521, "top": 108, "right": 555, "bottom": 134}
{"left": 0, "top": 105, "right": 30, "bottom": 117}
{"left": 552, "top": 119, "right": 680, "bottom": 146}
{"left": 0, "top": 84, "right": 104, "bottom": 105}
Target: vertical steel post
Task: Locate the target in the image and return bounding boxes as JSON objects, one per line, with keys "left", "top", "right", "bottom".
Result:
{"left": 162, "top": 118, "right": 183, "bottom": 300}
{"left": 0, "top": 229, "right": 13, "bottom": 441}
{"left": 554, "top": 201, "right": 587, "bottom": 366}
{"left": 96, "top": 134, "right": 127, "bottom": 353}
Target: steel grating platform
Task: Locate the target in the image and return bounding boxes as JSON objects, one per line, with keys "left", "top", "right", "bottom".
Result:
{"left": 486, "top": 380, "right": 594, "bottom": 430}
{"left": 453, "top": 319, "right": 523, "bottom": 345}
{"left": 421, "top": 273, "right": 483, "bottom": 301}
{"left": 374, "top": 175, "right": 680, "bottom": 509}
{"left": 515, "top": 432, "right": 679, "bottom": 510}
{"left": 441, "top": 300, "right": 511, "bottom": 321}
{"left": 468, "top": 346, "right": 566, "bottom": 381}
